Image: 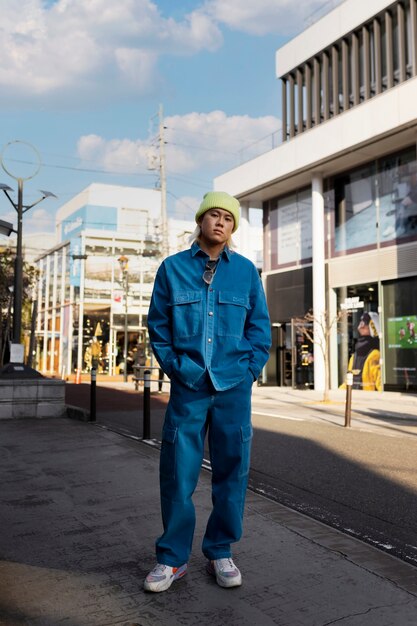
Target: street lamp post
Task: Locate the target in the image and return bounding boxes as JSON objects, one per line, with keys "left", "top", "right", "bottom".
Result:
{"left": 0, "top": 141, "right": 56, "bottom": 352}
{"left": 72, "top": 253, "right": 88, "bottom": 378}
{"left": 118, "top": 255, "right": 129, "bottom": 383}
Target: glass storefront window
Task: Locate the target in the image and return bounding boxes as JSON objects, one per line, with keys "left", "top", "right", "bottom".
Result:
{"left": 269, "top": 145, "right": 417, "bottom": 266}
{"left": 334, "top": 163, "right": 377, "bottom": 253}
{"left": 82, "top": 313, "right": 110, "bottom": 373}
{"left": 271, "top": 188, "right": 312, "bottom": 268}
{"left": 378, "top": 149, "right": 417, "bottom": 244}
{"left": 336, "top": 283, "right": 380, "bottom": 390}
{"left": 383, "top": 277, "right": 417, "bottom": 392}
{"left": 331, "top": 147, "right": 417, "bottom": 254}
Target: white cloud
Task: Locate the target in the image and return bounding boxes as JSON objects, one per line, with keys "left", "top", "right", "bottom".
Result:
{"left": 173, "top": 195, "right": 200, "bottom": 221}
{"left": 0, "top": 204, "right": 54, "bottom": 238}
{"left": 77, "top": 134, "right": 151, "bottom": 174}
{"left": 114, "top": 48, "right": 157, "bottom": 89}
{"left": 201, "top": 0, "right": 344, "bottom": 36}
{"left": 0, "top": 0, "right": 222, "bottom": 100}
{"left": 75, "top": 111, "right": 280, "bottom": 219}
{"left": 77, "top": 110, "right": 280, "bottom": 177}
{"left": 76, "top": 135, "right": 106, "bottom": 160}
{"left": 26, "top": 207, "right": 55, "bottom": 234}
{"left": 0, "top": 0, "right": 344, "bottom": 101}
{"left": 165, "top": 110, "right": 280, "bottom": 174}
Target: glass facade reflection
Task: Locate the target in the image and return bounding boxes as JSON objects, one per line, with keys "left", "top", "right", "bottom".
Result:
{"left": 378, "top": 149, "right": 417, "bottom": 243}
{"left": 266, "top": 143, "right": 417, "bottom": 391}
{"left": 336, "top": 283, "right": 380, "bottom": 389}
{"left": 332, "top": 147, "right": 417, "bottom": 254}
{"left": 270, "top": 146, "right": 417, "bottom": 268}
{"left": 270, "top": 187, "right": 312, "bottom": 268}
{"left": 35, "top": 232, "right": 162, "bottom": 377}
{"left": 383, "top": 277, "right": 417, "bottom": 391}
{"left": 334, "top": 163, "right": 377, "bottom": 253}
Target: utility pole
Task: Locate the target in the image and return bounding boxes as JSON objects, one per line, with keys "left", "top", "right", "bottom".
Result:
{"left": 147, "top": 105, "right": 169, "bottom": 258}
{"left": 158, "top": 104, "right": 169, "bottom": 258}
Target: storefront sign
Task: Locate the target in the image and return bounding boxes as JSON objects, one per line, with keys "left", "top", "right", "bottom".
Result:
{"left": 340, "top": 296, "right": 364, "bottom": 311}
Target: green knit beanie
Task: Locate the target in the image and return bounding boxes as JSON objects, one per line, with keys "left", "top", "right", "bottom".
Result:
{"left": 195, "top": 191, "right": 240, "bottom": 233}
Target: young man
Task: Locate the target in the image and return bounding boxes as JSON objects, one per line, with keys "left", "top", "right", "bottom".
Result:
{"left": 144, "top": 191, "right": 271, "bottom": 592}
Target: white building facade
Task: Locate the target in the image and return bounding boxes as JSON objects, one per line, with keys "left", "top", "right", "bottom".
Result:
{"left": 35, "top": 184, "right": 163, "bottom": 377}
{"left": 216, "top": 0, "right": 417, "bottom": 392}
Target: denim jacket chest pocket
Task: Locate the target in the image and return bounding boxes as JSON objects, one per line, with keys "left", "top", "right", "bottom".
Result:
{"left": 170, "top": 290, "right": 203, "bottom": 338}
{"left": 217, "top": 291, "right": 250, "bottom": 339}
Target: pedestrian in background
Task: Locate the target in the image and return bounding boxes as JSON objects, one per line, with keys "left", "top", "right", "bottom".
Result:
{"left": 144, "top": 191, "right": 271, "bottom": 592}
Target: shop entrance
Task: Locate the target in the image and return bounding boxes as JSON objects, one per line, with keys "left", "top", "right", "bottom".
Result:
{"left": 292, "top": 320, "right": 314, "bottom": 389}
{"left": 273, "top": 321, "right": 314, "bottom": 389}
{"left": 273, "top": 323, "right": 291, "bottom": 386}
{"left": 336, "top": 282, "right": 380, "bottom": 390}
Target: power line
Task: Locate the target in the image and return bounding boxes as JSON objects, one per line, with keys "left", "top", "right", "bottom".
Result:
{"left": 167, "top": 190, "right": 196, "bottom": 215}
{"left": 41, "top": 149, "right": 146, "bottom": 165}
{"left": 167, "top": 173, "right": 211, "bottom": 189}
{"left": 2, "top": 155, "right": 154, "bottom": 178}
{"left": 41, "top": 160, "right": 154, "bottom": 178}
{"left": 166, "top": 126, "right": 250, "bottom": 145}
{"left": 168, "top": 141, "right": 237, "bottom": 155}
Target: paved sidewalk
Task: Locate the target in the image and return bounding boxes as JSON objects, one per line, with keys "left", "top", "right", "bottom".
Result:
{"left": 251, "top": 385, "right": 417, "bottom": 436}
{"left": 1, "top": 416, "right": 417, "bottom": 626}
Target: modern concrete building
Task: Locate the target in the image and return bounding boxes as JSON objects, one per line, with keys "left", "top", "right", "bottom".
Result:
{"left": 216, "top": 0, "right": 417, "bottom": 392}
{"left": 35, "top": 184, "right": 163, "bottom": 377}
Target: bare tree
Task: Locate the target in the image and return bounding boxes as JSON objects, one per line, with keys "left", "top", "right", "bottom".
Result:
{"left": 293, "top": 309, "right": 348, "bottom": 402}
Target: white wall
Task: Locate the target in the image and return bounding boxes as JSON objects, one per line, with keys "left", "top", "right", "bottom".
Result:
{"left": 55, "top": 183, "right": 161, "bottom": 241}
{"left": 277, "top": 0, "right": 395, "bottom": 76}
{"left": 215, "top": 77, "right": 417, "bottom": 199}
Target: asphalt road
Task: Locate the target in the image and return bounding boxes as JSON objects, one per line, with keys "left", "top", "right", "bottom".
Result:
{"left": 249, "top": 411, "right": 417, "bottom": 568}
{"left": 66, "top": 382, "right": 417, "bottom": 568}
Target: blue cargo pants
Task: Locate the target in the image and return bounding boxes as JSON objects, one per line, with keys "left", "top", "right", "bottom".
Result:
{"left": 155, "top": 370, "right": 253, "bottom": 566}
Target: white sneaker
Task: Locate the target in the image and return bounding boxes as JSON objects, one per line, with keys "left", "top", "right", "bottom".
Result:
{"left": 144, "top": 563, "right": 187, "bottom": 592}
{"left": 206, "top": 558, "right": 242, "bottom": 588}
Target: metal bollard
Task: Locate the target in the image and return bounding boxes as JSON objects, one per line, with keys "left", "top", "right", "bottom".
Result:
{"left": 90, "top": 367, "right": 97, "bottom": 422}
{"left": 344, "top": 371, "right": 353, "bottom": 428}
{"left": 143, "top": 369, "right": 151, "bottom": 440}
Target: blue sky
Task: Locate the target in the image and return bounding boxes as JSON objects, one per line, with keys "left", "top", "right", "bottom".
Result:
{"left": 0, "top": 0, "right": 342, "bottom": 239}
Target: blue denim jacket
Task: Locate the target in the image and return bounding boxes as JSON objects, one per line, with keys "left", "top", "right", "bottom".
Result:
{"left": 147, "top": 242, "right": 271, "bottom": 391}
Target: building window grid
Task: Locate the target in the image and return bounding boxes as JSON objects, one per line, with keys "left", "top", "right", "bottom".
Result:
{"left": 282, "top": 0, "right": 416, "bottom": 141}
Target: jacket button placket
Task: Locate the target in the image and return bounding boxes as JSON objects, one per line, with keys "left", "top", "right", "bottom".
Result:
{"left": 206, "top": 287, "right": 215, "bottom": 367}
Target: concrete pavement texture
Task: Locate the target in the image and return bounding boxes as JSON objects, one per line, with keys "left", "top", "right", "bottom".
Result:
{"left": 63, "top": 381, "right": 417, "bottom": 564}
{"left": 1, "top": 416, "right": 417, "bottom": 625}
{"left": 251, "top": 386, "right": 417, "bottom": 436}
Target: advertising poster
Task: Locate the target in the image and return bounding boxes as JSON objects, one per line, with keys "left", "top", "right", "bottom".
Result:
{"left": 387, "top": 315, "right": 417, "bottom": 349}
